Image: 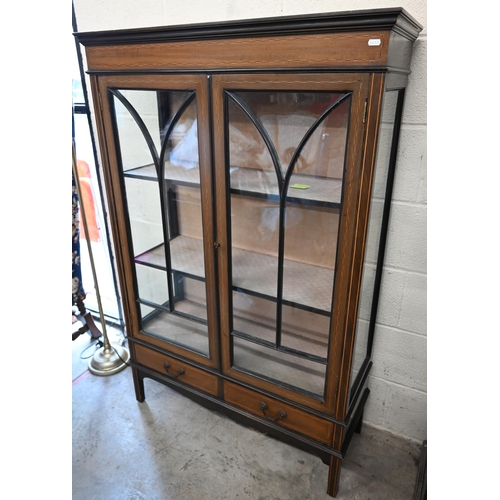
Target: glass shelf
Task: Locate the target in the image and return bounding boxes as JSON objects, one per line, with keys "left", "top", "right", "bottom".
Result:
{"left": 124, "top": 162, "right": 343, "bottom": 207}
{"left": 230, "top": 166, "right": 343, "bottom": 206}
{"left": 135, "top": 235, "right": 334, "bottom": 314}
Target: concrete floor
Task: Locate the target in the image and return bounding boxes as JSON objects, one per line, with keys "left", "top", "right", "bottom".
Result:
{"left": 72, "top": 324, "right": 422, "bottom": 500}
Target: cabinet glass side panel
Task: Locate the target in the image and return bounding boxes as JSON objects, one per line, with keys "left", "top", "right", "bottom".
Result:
{"left": 226, "top": 90, "right": 350, "bottom": 397}
{"left": 349, "top": 90, "right": 400, "bottom": 402}
{"left": 112, "top": 89, "right": 209, "bottom": 356}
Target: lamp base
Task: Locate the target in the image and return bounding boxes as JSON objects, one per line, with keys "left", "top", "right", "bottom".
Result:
{"left": 88, "top": 343, "right": 130, "bottom": 376}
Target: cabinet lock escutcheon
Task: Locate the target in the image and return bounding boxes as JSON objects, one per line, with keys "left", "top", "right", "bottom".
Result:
{"left": 214, "top": 242, "right": 220, "bottom": 249}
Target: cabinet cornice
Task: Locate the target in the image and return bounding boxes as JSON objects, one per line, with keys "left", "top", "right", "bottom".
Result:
{"left": 75, "top": 8, "right": 422, "bottom": 47}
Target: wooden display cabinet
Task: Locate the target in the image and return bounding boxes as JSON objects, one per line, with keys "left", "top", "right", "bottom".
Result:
{"left": 77, "top": 8, "right": 422, "bottom": 496}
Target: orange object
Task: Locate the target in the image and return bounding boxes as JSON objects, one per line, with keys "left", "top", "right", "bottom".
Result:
{"left": 77, "top": 159, "right": 101, "bottom": 242}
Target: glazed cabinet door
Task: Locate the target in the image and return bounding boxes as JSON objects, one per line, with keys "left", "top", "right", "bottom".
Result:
{"left": 212, "top": 73, "right": 371, "bottom": 413}
{"left": 95, "top": 75, "right": 219, "bottom": 369}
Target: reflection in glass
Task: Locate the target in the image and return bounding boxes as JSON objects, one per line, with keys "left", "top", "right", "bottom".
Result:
{"left": 226, "top": 90, "right": 351, "bottom": 396}
{"left": 112, "top": 89, "right": 209, "bottom": 355}
{"left": 135, "top": 257, "right": 169, "bottom": 307}
{"left": 233, "top": 336, "right": 326, "bottom": 395}
{"left": 140, "top": 304, "right": 209, "bottom": 355}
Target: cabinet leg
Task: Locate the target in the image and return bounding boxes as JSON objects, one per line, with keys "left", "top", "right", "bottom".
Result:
{"left": 132, "top": 367, "right": 145, "bottom": 402}
{"left": 327, "top": 455, "right": 341, "bottom": 497}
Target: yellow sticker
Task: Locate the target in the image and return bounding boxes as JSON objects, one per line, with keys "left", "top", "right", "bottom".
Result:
{"left": 290, "top": 184, "right": 310, "bottom": 190}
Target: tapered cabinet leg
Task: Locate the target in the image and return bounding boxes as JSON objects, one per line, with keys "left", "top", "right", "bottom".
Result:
{"left": 327, "top": 455, "right": 342, "bottom": 497}
{"left": 132, "top": 367, "right": 145, "bottom": 402}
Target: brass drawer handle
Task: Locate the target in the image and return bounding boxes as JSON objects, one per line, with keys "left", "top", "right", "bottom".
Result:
{"left": 163, "top": 362, "right": 185, "bottom": 379}
{"left": 260, "top": 402, "right": 287, "bottom": 422}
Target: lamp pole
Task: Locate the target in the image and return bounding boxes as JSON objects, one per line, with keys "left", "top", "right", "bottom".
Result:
{"left": 72, "top": 144, "right": 130, "bottom": 375}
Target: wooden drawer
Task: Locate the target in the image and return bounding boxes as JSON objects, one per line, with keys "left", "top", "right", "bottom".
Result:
{"left": 134, "top": 344, "right": 218, "bottom": 397}
{"left": 223, "top": 380, "right": 333, "bottom": 445}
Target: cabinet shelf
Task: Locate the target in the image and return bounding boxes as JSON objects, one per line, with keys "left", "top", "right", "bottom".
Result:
{"left": 230, "top": 166, "right": 343, "bottom": 207}
{"left": 135, "top": 235, "right": 335, "bottom": 313}
{"left": 124, "top": 162, "right": 343, "bottom": 207}
{"left": 123, "top": 162, "right": 200, "bottom": 187}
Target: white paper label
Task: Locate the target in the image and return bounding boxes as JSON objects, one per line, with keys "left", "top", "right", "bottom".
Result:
{"left": 368, "top": 39, "right": 381, "bottom": 46}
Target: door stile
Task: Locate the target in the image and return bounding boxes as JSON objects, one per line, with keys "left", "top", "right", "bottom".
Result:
{"left": 320, "top": 73, "right": 372, "bottom": 415}
{"left": 212, "top": 75, "right": 233, "bottom": 375}
{"left": 332, "top": 72, "right": 386, "bottom": 422}
{"left": 192, "top": 75, "right": 221, "bottom": 370}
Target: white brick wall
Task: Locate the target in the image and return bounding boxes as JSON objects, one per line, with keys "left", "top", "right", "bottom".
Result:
{"left": 74, "top": 0, "right": 427, "bottom": 442}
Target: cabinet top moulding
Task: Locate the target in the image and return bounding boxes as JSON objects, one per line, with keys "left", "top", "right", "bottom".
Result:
{"left": 75, "top": 8, "right": 421, "bottom": 45}
{"left": 75, "top": 8, "right": 422, "bottom": 74}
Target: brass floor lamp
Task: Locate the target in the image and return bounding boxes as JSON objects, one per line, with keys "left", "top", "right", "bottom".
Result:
{"left": 72, "top": 144, "right": 130, "bottom": 375}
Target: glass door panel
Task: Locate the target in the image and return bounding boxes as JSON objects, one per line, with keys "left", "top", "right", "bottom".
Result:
{"left": 111, "top": 88, "right": 210, "bottom": 356}
{"left": 233, "top": 336, "right": 327, "bottom": 395}
{"left": 228, "top": 94, "right": 280, "bottom": 341}
{"left": 222, "top": 84, "right": 353, "bottom": 398}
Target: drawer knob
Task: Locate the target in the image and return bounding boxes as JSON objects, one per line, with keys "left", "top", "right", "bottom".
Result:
{"left": 259, "top": 402, "right": 287, "bottom": 422}
{"left": 163, "top": 361, "right": 185, "bottom": 379}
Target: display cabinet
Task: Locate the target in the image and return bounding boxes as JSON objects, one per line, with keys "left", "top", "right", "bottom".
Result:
{"left": 77, "top": 8, "right": 422, "bottom": 496}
